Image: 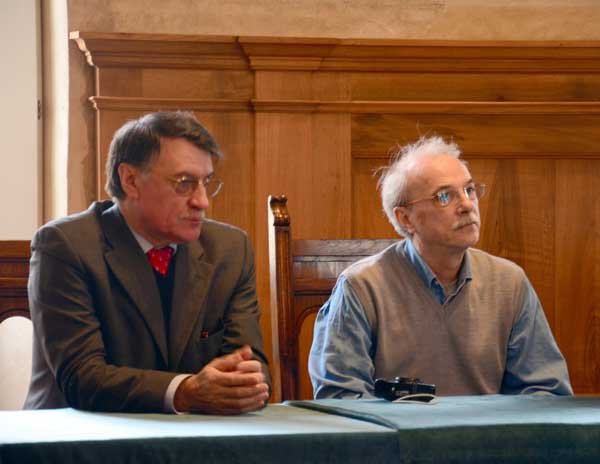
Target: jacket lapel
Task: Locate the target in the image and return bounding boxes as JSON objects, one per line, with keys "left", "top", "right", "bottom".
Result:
{"left": 100, "top": 205, "right": 169, "bottom": 365}
{"left": 169, "top": 240, "right": 214, "bottom": 368}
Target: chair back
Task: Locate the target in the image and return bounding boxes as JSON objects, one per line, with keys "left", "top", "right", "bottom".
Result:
{"left": 0, "top": 241, "right": 30, "bottom": 323}
{"left": 0, "top": 240, "right": 31, "bottom": 409}
{"left": 268, "top": 195, "right": 396, "bottom": 400}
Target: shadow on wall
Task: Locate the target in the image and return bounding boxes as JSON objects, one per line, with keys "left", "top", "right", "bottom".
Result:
{"left": 0, "top": 317, "right": 32, "bottom": 409}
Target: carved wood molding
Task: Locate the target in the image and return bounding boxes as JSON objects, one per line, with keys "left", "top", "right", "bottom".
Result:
{"left": 354, "top": 151, "right": 600, "bottom": 160}
{"left": 269, "top": 195, "right": 291, "bottom": 228}
{"left": 90, "top": 97, "right": 600, "bottom": 116}
{"left": 71, "top": 32, "right": 600, "bottom": 73}
{"left": 90, "top": 97, "right": 252, "bottom": 112}
{"left": 70, "top": 32, "right": 248, "bottom": 69}
{"left": 252, "top": 100, "right": 600, "bottom": 114}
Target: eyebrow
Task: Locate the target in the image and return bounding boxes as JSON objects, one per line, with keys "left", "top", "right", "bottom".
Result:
{"left": 432, "top": 178, "right": 474, "bottom": 193}
{"left": 175, "top": 171, "right": 215, "bottom": 180}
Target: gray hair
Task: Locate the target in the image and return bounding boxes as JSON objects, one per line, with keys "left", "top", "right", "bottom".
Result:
{"left": 378, "top": 135, "right": 463, "bottom": 237}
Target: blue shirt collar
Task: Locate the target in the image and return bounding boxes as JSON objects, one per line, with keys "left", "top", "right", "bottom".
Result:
{"left": 401, "top": 238, "right": 472, "bottom": 304}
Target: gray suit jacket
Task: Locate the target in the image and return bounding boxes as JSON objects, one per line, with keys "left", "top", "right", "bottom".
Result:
{"left": 25, "top": 201, "right": 269, "bottom": 412}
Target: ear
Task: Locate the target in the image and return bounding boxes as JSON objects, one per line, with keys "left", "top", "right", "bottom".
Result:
{"left": 394, "top": 206, "right": 416, "bottom": 236}
{"left": 118, "top": 163, "right": 141, "bottom": 200}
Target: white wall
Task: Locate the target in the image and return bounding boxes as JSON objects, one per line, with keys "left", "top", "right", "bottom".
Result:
{"left": 0, "top": 0, "right": 42, "bottom": 239}
{"left": 0, "top": 0, "right": 40, "bottom": 409}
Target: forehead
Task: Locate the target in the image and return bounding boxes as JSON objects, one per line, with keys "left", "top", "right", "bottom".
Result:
{"left": 407, "top": 154, "right": 471, "bottom": 192}
{"left": 152, "top": 137, "right": 213, "bottom": 176}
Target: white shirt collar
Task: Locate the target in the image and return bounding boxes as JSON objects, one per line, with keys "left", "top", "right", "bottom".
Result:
{"left": 120, "top": 209, "right": 178, "bottom": 255}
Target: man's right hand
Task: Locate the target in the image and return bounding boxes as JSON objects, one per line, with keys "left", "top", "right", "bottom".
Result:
{"left": 173, "top": 345, "right": 269, "bottom": 414}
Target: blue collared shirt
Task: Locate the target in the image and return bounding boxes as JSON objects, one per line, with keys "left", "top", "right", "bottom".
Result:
{"left": 402, "top": 239, "right": 471, "bottom": 305}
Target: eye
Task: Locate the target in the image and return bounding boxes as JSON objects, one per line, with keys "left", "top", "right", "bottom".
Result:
{"left": 436, "top": 190, "right": 452, "bottom": 206}
{"left": 174, "top": 178, "right": 198, "bottom": 195}
{"left": 464, "top": 185, "right": 477, "bottom": 198}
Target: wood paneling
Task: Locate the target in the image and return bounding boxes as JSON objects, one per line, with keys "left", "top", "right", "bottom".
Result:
{"left": 473, "top": 159, "right": 556, "bottom": 327}
{"left": 70, "top": 32, "right": 600, "bottom": 397}
{"left": 98, "top": 69, "right": 254, "bottom": 99}
{"left": 352, "top": 158, "right": 398, "bottom": 239}
{"left": 350, "top": 73, "right": 600, "bottom": 102}
{"left": 255, "top": 71, "right": 351, "bottom": 101}
{"left": 191, "top": 111, "right": 256, "bottom": 241}
{"left": 555, "top": 160, "right": 600, "bottom": 393}
{"left": 351, "top": 114, "right": 600, "bottom": 157}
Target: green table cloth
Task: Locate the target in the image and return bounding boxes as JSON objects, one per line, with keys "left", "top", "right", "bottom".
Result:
{"left": 0, "top": 404, "right": 396, "bottom": 464}
{"left": 289, "top": 395, "right": 600, "bottom": 463}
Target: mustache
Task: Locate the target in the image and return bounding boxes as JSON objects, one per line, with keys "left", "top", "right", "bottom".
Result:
{"left": 184, "top": 210, "right": 206, "bottom": 221}
{"left": 453, "top": 215, "right": 480, "bottom": 230}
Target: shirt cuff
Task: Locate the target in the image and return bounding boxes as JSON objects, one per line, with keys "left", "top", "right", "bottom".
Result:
{"left": 164, "top": 374, "right": 192, "bottom": 414}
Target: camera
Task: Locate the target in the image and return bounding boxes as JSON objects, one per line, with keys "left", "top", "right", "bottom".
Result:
{"left": 374, "top": 377, "right": 436, "bottom": 401}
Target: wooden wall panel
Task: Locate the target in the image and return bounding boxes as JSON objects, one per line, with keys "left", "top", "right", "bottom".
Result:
{"left": 99, "top": 68, "right": 254, "bottom": 100}
{"left": 97, "top": 69, "right": 143, "bottom": 96}
{"left": 352, "top": 158, "right": 398, "bottom": 239}
{"left": 256, "top": 71, "right": 351, "bottom": 100}
{"left": 471, "top": 159, "right": 557, "bottom": 327}
{"left": 254, "top": 112, "right": 352, "bottom": 240}
{"left": 350, "top": 73, "right": 600, "bottom": 101}
{"left": 555, "top": 160, "right": 600, "bottom": 393}
{"left": 352, "top": 114, "right": 600, "bottom": 157}
{"left": 70, "top": 33, "right": 600, "bottom": 396}
{"left": 192, "top": 112, "right": 255, "bottom": 240}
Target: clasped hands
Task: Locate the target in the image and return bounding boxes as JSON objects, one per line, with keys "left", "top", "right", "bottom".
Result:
{"left": 174, "top": 345, "right": 269, "bottom": 414}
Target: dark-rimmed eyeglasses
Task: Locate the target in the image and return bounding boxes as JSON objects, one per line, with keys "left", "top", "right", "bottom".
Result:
{"left": 165, "top": 175, "right": 224, "bottom": 198}
{"left": 402, "top": 183, "right": 486, "bottom": 208}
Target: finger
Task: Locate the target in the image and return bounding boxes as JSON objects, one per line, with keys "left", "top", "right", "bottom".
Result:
{"left": 237, "top": 344, "right": 254, "bottom": 360}
{"left": 235, "top": 360, "right": 263, "bottom": 374}
{"left": 209, "top": 345, "right": 256, "bottom": 372}
{"left": 208, "top": 349, "right": 247, "bottom": 372}
{"left": 200, "top": 390, "right": 269, "bottom": 415}
{"left": 219, "top": 370, "right": 265, "bottom": 387}
{"left": 223, "top": 382, "right": 269, "bottom": 400}
{"left": 228, "top": 396, "right": 269, "bottom": 415}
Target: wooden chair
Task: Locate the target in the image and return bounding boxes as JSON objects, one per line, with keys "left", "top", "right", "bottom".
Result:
{"left": 268, "top": 195, "right": 396, "bottom": 401}
{"left": 0, "top": 241, "right": 31, "bottom": 323}
{"left": 0, "top": 241, "right": 32, "bottom": 409}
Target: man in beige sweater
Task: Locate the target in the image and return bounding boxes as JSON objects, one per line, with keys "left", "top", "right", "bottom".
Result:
{"left": 309, "top": 135, "right": 572, "bottom": 398}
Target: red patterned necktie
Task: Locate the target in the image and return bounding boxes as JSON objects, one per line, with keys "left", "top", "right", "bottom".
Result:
{"left": 146, "top": 246, "right": 174, "bottom": 276}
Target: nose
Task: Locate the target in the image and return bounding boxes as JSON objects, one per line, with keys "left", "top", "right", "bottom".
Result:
{"left": 188, "top": 183, "right": 210, "bottom": 210}
{"left": 456, "top": 190, "right": 475, "bottom": 212}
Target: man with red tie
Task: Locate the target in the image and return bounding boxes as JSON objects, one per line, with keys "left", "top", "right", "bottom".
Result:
{"left": 25, "top": 111, "right": 270, "bottom": 413}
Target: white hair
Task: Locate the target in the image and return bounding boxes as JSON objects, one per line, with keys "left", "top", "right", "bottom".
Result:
{"left": 378, "top": 135, "right": 463, "bottom": 237}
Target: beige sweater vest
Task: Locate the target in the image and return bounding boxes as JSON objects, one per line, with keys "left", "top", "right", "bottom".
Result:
{"left": 344, "top": 243, "right": 527, "bottom": 395}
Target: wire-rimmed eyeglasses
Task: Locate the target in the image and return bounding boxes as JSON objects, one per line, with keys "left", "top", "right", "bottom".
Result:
{"left": 402, "top": 183, "right": 486, "bottom": 208}
{"left": 165, "top": 175, "right": 224, "bottom": 198}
